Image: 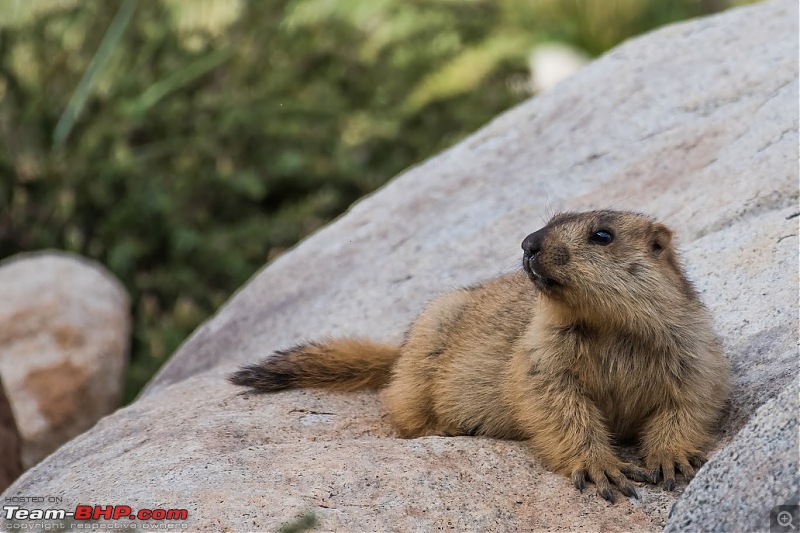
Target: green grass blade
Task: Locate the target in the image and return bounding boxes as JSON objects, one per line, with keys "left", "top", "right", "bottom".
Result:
{"left": 52, "top": 0, "right": 138, "bottom": 151}
{"left": 124, "top": 48, "right": 234, "bottom": 117}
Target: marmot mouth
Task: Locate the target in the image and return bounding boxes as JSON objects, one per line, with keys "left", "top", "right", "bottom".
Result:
{"left": 523, "top": 254, "right": 561, "bottom": 291}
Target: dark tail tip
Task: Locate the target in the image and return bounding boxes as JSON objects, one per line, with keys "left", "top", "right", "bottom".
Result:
{"left": 227, "top": 363, "right": 295, "bottom": 393}
{"left": 227, "top": 364, "right": 262, "bottom": 387}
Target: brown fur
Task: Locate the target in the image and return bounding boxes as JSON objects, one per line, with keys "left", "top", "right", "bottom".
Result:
{"left": 230, "top": 210, "right": 730, "bottom": 503}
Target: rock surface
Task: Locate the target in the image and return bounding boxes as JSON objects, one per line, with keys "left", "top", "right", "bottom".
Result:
{"left": 2, "top": 1, "right": 798, "bottom": 532}
{"left": 0, "top": 251, "right": 130, "bottom": 467}
{"left": 0, "top": 376, "right": 22, "bottom": 492}
{"left": 665, "top": 378, "right": 799, "bottom": 533}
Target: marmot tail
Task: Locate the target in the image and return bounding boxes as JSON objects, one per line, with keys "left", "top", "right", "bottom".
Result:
{"left": 228, "top": 338, "right": 401, "bottom": 393}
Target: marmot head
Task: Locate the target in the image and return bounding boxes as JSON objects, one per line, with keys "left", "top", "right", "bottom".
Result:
{"left": 521, "top": 210, "right": 694, "bottom": 320}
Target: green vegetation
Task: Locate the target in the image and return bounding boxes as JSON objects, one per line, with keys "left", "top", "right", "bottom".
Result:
{"left": 278, "top": 510, "right": 317, "bottom": 533}
{"left": 0, "top": 0, "right": 753, "bottom": 403}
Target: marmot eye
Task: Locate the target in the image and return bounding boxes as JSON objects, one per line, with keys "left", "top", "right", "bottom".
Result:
{"left": 590, "top": 229, "right": 614, "bottom": 245}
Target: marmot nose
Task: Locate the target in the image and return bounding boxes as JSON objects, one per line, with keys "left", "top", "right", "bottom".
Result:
{"left": 522, "top": 228, "right": 546, "bottom": 256}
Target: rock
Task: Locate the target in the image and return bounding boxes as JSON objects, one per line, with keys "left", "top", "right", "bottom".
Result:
{"left": 0, "top": 376, "right": 22, "bottom": 492}
{"left": 665, "top": 379, "right": 800, "bottom": 533}
{"left": 2, "top": 1, "right": 797, "bottom": 531}
{"left": 0, "top": 251, "right": 130, "bottom": 467}
{"left": 528, "top": 43, "right": 589, "bottom": 93}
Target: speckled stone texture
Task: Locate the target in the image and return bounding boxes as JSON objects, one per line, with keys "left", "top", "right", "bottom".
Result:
{"left": 2, "top": 1, "right": 797, "bottom": 531}
{"left": 665, "top": 380, "right": 799, "bottom": 533}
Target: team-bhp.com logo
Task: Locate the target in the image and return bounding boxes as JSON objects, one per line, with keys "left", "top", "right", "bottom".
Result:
{"left": 3, "top": 504, "right": 188, "bottom": 529}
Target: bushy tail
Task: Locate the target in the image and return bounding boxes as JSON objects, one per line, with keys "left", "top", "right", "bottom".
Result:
{"left": 228, "top": 338, "right": 401, "bottom": 393}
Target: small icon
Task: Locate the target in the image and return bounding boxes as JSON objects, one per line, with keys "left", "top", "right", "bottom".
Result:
{"left": 772, "top": 505, "right": 799, "bottom": 533}
{"left": 779, "top": 511, "right": 795, "bottom": 529}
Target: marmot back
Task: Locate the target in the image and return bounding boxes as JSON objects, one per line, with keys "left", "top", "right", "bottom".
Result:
{"left": 230, "top": 209, "right": 730, "bottom": 503}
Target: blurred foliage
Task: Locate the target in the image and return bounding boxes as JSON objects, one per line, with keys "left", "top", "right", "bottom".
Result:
{"left": 0, "top": 0, "right": 753, "bottom": 403}
{"left": 278, "top": 510, "right": 317, "bottom": 533}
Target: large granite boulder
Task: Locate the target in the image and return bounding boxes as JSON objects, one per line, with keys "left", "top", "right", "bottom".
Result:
{"left": 0, "top": 251, "right": 130, "bottom": 467}
{"left": 2, "top": 1, "right": 797, "bottom": 531}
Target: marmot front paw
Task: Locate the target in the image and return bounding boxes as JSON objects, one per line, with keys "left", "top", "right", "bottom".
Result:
{"left": 645, "top": 450, "right": 706, "bottom": 490}
{"left": 570, "top": 459, "right": 655, "bottom": 503}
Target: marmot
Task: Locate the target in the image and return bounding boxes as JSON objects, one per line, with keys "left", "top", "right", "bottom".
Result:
{"left": 230, "top": 210, "right": 730, "bottom": 503}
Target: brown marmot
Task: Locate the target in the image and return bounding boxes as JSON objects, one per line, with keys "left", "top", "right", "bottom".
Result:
{"left": 230, "top": 209, "right": 730, "bottom": 503}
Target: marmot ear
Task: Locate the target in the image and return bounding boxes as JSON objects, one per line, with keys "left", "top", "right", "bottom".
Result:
{"left": 651, "top": 223, "right": 672, "bottom": 257}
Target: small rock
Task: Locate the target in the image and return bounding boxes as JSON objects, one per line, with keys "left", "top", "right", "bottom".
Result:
{"left": 529, "top": 42, "right": 590, "bottom": 93}
{"left": 0, "top": 251, "right": 130, "bottom": 467}
{"left": 0, "top": 376, "right": 22, "bottom": 491}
